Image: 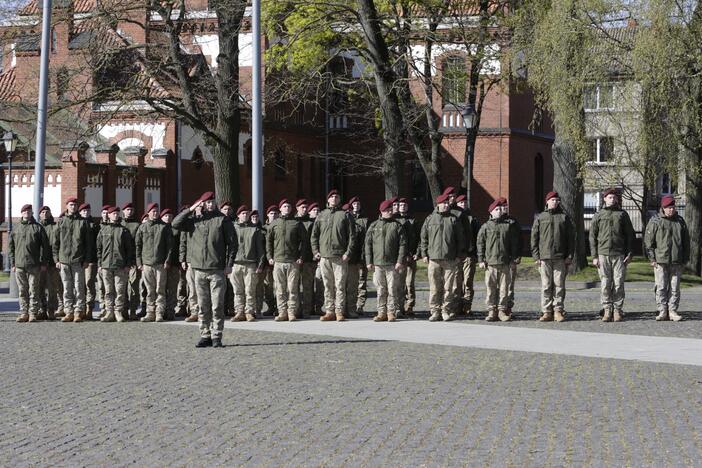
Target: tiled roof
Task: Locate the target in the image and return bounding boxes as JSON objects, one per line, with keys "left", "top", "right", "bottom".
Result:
{"left": 19, "top": 0, "right": 95, "bottom": 16}
{"left": 0, "top": 68, "right": 19, "bottom": 102}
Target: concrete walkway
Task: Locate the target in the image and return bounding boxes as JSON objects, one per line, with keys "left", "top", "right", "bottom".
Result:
{"left": 173, "top": 319, "right": 702, "bottom": 367}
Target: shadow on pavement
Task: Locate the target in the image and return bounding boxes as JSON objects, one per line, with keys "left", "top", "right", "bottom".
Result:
{"left": 224, "top": 339, "right": 387, "bottom": 347}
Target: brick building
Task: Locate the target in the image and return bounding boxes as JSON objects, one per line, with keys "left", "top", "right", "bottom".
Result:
{"left": 0, "top": 0, "right": 554, "bottom": 257}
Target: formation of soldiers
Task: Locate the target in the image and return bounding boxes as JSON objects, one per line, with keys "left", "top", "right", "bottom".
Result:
{"left": 8, "top": 186, "right": 691, "bottom": 347}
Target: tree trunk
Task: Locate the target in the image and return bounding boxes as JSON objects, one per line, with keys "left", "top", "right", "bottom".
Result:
{"left": 685, "top": 149, "right": 702, "bottom": 275}
{"left": 552, "top": 138, "right": 587, "bottom": 271}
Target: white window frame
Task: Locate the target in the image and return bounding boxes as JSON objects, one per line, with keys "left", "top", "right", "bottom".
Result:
{"left": 584, "top": 83, "right": 616, "bottom": 112}
{"left": 587, "top": 137, "right": 614, "bottom": 165}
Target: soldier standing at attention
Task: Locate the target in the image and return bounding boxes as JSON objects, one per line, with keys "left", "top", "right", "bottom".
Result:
{"left": 79, "top": 203, "right": 99, "bottom": 320}
{"left": 589, "top": 188, "right": 635, "bottom": 322}
{"left": 136, "top": 203, "right": 174, "bottom": 322}
{"left": 295, "top": 199, "right": 315, "bottom": 318}
{"left": 11, "top": 204, "right": 50, "bottom": 322}
{"left": 161, "top": 208, "right": 180, "bottom": 320}
{"left": 38, "top": 206, "right": 62, "bottom": 320}
{"left": 477, "top": 198, "right": 521, "bottom": 322}
{"left": 644, "top": 195, "right": 690, "bottom": 321}
{"left": 395, "top": 198, "right": 419, "bottom": 318}
{"left": 97, "top": 206, "right": 135, "bottom": 322}
{"left": 173, "top": 192, "right": 237, "bottom": 348}
{"left": 54, "top": 197, "right": 95, "bottom": 323}
{"left": 531, "top": 192, "right": 575, "bottom": 322}
{"left": 230, "top": 205, "right": 265, "bottom": 322}
{"left": 122, "top": 202, "right": 141, "bottom": 320}
{"left": 346, "top": 196, "right": 368, "bottom": 318}
{"left": 311, "top": 189, "right": 357, "bottom": 322}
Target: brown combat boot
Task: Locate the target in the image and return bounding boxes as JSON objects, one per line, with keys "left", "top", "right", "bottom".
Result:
{"left": 655, "top": 309, "right": 668, "bottom": 321}
{"left": 669, "top": 310, "right": 683, "bottom": 321}
{"left": 320, "top": 312, "right": 335, "bottom": 321}
{"left": 140, "top": 314, "right": 156, "bottom": 322}
{"left": 602, "top": 308, "right": 613, "bottom": 322}
{"left": 335, "top": 311, "right": 346, "bottom": 322}
{"left": 387, "top": 312, "right": 396, "bottom": 322}
{"left": 73, "top": 313, "right": 83, "bottom": 323}
{"left": 16, "top": 314, "right": 29, "bottom": 323}
{"left": 613, "top": 309, "right": 623, "bottom": 322}
{"left": 28, "top": 314, "right": 38, "bottom": 322}
{"left": 231, "top": 312, "right": 246, "bottom": 322}
{"left": 101, "top": 312, "right": 116, "bottom": 322}
{"left": 46, "top": 310, "right": 55, "bottom": 321}
{"left": 185, "top": 314, "right": 199, "bottom": 322}
{"left": 429, "top": 312, "right": 441, "bottom": 322}
{"left": 554, "top": 310, "right": 566, "bottom": 322}
{"left": 373, "top": 313, "right": 388, "bottom": 322}
{"left": 539, "top": 311, "right": 554, "bottom": 322}
{"left": 61, "top": 314, "right": 74, "bottom": 322}
{"left": 288, "top": 312, "right": 298, "bottom": 322}
{"left": 485, "top": 309, "right": 498, "bottom": 322}
{"left": 245, "top": 313, "right": 256, "bottom": 322}
{"left": 274, "top": 312, "right": 288, "bottom": 322}
{"left": 498, "top": 310, "right": 511, "bottom": 322}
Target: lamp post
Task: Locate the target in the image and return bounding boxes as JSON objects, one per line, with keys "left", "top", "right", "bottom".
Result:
{"left": 3, "top": 131, "right": 18, "bottom": 298}
{"left": 460, "top": 104, "right": 477, "bottom": 209}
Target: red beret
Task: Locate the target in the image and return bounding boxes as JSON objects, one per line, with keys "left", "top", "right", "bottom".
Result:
{"left": 388, "top": 196, "right": 398, "bottom": 204}
{"left": 296, "top": 199, "right": 308, "bottom": 207}
{"left": 107, "top": 206, "right": 120, "bottom": 214}
{"left": 455, "top": 194, "right": 466, "bottom": 202}
{"left": 379, "top": 199, "right": 393, "bottom": 212}
{"left": 66, "top": 197, "right": 78, "bottom": 204}
{"left": 199, "top": 191, "right": 215, "bottom": 203}
{"left": 266, "top": 205, "right": 279, "bottom": 214}
{"left": 308, "top": 202, "right": 319, "bottom": 211}
{"left": 20, "top": 204, "right": 32, "bottom": 213}
{"left": 146, "top": 202, "right": 159, "bottom": 213}
{"left": 398, "top": 197, "right": 407, "bottom": 204}
{"left": 545, "top": 191, "right": 559, "bottom": 202}
{"left": 436, "top": 193, "right": 450, "bottom": 204}
{"left": 661, "top": 195, "right": 675, "bottom": 208}
{"left": 101, "top": 204, "right": 111, "bottom": 211}
{"left": 278, "top": 198, "right": 291, "bottom": 209}
{"left": 39, "top": 205, "right": 50, "bottom": 213}
{"left": 348, "top": 196, "right": 359, "bottom": 205}
{"left": 141, "top": 213, "right": 148, "bottom": 221}
{"left": 219, "top": 201, "right": 232, "bottom": 209}
{"left": 442, "top": 186, "right": 456, "bottom": 196}
{"left": 341, "top": 203, "right": 349, "bottom": 211}
{"left": 236, "top": 205, "right": 249, "bottom": 215}
{"left": 160, "top": 208, "right": 172, "bottom": 217}
{"left": 250, "top": 210, "right": 259, "bottom": 217}
{"left": 78, "top": 203, "right": 90, "bottom": 211}
{"left": 488, "top": 199, "right": 502, "bottom": 212}
{"left": 603, "top": 188, "right": 618, "bottom": 198}
{"left": 122, "top": 202, "right": 133, "bottom": 210}
{"left": 497, "top": 197, "right": 508, "bottom": 205}
{"left": 327, "top": 189, "right": 339, "bottom": 199}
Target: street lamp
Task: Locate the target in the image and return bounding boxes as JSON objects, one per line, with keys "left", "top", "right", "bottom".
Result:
{"left": 3, "top": 131, "right": 18, "bottom": 298}
{"left": 460, "top": 104, "right": 477, "bottom": 209}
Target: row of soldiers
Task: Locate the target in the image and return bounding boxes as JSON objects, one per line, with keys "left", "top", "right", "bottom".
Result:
{"left": 9, "top": 186, "right": 691, "bottom": 345}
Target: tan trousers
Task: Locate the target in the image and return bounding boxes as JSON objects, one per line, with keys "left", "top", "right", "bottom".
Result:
{"left": 16, "top": 266, "right": 41, "bottom": 316}
{"left": 654, "top": 263, "right": 683, "bottom": 312}
{"left": 455, "top": 256, "right": 477, "bottom": 311}
{"left": 320, "top": 257, "right": 348, "bottom": 314}
{"left": 539, "top": 259, "right": 567, "bottom": 313}
{"left": 85, "top": 263, "right": 98, "bottom": 307}
{"left": 255, "top": 267, "right": 276, "bottom": 314}
{"left": 273, "top": 262, "right": 300, "bottom": 317}
{"left": 194, "top": 269, "right": 226, "bottom": 339}
{"left": 101, "top": 268, "right": 128, "bottom": 319}
{"left": 176, "top": 268, "right": 188, "bottom": 315}
{"left": 39, "top": 267, "right": 63, "bottom": 314}
{"left": 357, "top": 265, "right": 368, "bottom": 311}
{"left": 507, "top": 262, "right": 517, "bottom": 309}
{"left": 314, "top": 264, "right": 324, "bottom": 313}
{"left": 485, "top": 264, "right": 511, "bottom": 312}
{"left": 428, "top": 259, "right": 458, "bottom": 318}
{"left": 230, "top": 263, "right": 259, "bottom": 315}
{"left": 186, "top": 266, "right": 199, "bottom": 316}
{"left": 126, "top": 267, "right": 141, "bottom": 317}
{"left": 142, "top": 264, "right": 167, "bottom": 318}
{"left": 397, "top": 260, "right": 417, "bottom": 313}
{"left": 598, "top": 255, "right": 626, "bottom": 310}
{"left": 345, "top": 263, "right": 361, "bottom": 316}
{"left": 164, "top": 266, "right": 181, "bottom": 319}
{"left": 60, "top": 262, "right": 86, "bottom": 315}
{"left": 373, "top": 265, "right": 398, "bottom": 316}
{"left": 298, "top": 262, "right": 316, "bottom": 316}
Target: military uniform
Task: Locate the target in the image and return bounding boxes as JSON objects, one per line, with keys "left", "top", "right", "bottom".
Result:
{"left": 179, "top": 229, "right": 199, "bottom": 321}
{"left": 96, "top": 215, "right": 135, "bottom": 322}
{"left": 477, "top": 202, "right": 521, "bottom": 322}
{"left": 53, "top": 208, "right": 95, "bottom": 322}
{"left": 123, "top": 212, "right": 142, "bottom": 320}
{"left": 531, "top": 196, "right": 575, "bottom": 322}
{"left": 230, "top": 213, "right": 266, "bottom": 321}
{"left": 420, "top": 201, "right": 465, "bottom": 321}
{"left": 172, "top": 198, "right": 237, "bottom": 345}
{"left": 163, "top": 215, "right": 182, "bottom": 320}
{"left": 453, "top": 203, "right": 478, "bottom": 314}
{"left": 589, "top": 195, "right": 635, "bottom": 321}
{"left": 296, "top": 212, "right": 316, "bottom": 317}
{"left": 345, "top": 210, "right": 368, "bottom": 318}
{"left": 38, "top": 209, "right": 63, "bottom": 319}
{"left": 136, "top": 211, "right": 174, "bottom": 322}
{"left": 365, "top": 206, "right": 406, "bottom": 321}
{"left": 395, "top": 210, "right": 419, "bottom": 316}
{"left": 84, "top": 218, "right": 101, "bottom": 319}
{"left": 644, "top": 198, "right": 690, "bottom": 321}
{"left": 256, "top": 217, "right": 277, "bottom": 316}
{"left": 311, "top": 195, "right": 357, "bottom": 321}
{"left": 10, "top": 210, "right": 51, "bottom": 322}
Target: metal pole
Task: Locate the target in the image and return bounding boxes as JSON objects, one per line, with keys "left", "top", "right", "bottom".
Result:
{"left": 33, "top": 0, "right": 52, "bottom": 214}
{"left": 251, "top": 0, "right": 263, "bottom": 213}
{"left": 7, "top": 153, "right": 17, "bottom": 297}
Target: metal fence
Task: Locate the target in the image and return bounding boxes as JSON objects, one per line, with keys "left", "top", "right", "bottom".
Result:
{"left": 584, "top": 202, "right": 686, "bottom": 235}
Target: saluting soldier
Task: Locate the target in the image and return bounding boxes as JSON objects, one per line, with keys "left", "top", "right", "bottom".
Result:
{"left": 644, "top": 195, "right": 690, "bottom": 321}
{"left": 54, "top": 197, "right": 95, "bottom": 323}
{"left": 38, "top": 206, "right": 63, "bottom": 320}
{"left": 366, "top": 199, "right": 406, "bottom": 322}
{"left": 136, "top": 202, "right": 174, "bottom": 322}
{"left": 531, "top": 191, "right": 575, "bottom": 322}
{"left": 173, "top": 192, "right": 237, "bottom": 348}
{"left": 477, "top": 198, "right": 521, "bottom": 322}
{"left": 589, "top": 188, "right": 635, "bottom": 322}
{"left": 420, "top": 193, "right": 465, "bottom": 322}
{"left": 267, "top": 199, "right": 308, "bottom": 322}
{"left": 97, "top": 206, "right": 135, "bottom": 322}
{"left": 230, "top": 205, "right": 265, "bottom": 322}
{"left": 10, "top": 204, "right": 51, "bottom": 322}
{"left": 311, "top": 189, "right": 357, "bottom": 321}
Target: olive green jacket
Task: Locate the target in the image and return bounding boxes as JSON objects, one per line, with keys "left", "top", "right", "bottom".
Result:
{"left": 172, "top": 209, "right": 237, "bottom": 270}
{"left": 589, "top": 206, "right": 635, "bottom": 257}
{"left": 295, "top": 215, "right": 315, "bottom": 262}
{"left": 234, "top": 221, "right": 266, "bottom": 268}
{"left": 10, "top": 217, "right": 51, "bottom": 268}
{"left": 96, "top": 221, "right": 135, "bottom": 269}
{"left": 311, "top": 206, "right": 356, "bottom": 259}
{"left": 266, "top": 215, "right": 308, "bottom": 263}
{"left": 349, "top": 213, "right": 368, "bottom": 265}
{"left": 644, "top": 211, "right": 690, "bottom": 265}
{"left": 53, "top": 213, "right": 95, "bottom": 264}
{"left": 365, "top": 216, "right": 407, "bottom": 266}
{"left": 477, "top": 214, "right": 521, "bottom": 266}
{"left": 419, "top": 208, "right": 465, "bottom": 261}
{"left": 395, "top": 213, "right": 420, "bottom": 259}
{"left": 39, "top": 216, "right": 58, "bottom": 264}
{"left": 531, "top": 206, "right": 575, "bottom": 261}
{"left": 136, "top": 219, "right": 174, "bottom": 267}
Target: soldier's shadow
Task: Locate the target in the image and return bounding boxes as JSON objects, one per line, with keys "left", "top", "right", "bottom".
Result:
{"left": 224, "top": 339, "right": 387, "bottom": 348}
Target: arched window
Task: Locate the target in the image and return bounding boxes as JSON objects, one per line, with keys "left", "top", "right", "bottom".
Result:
{"left": 442, "top": 55, "right": 467, "bottom": 107}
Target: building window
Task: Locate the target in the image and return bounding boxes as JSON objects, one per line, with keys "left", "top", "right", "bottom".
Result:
{"left": 442, "top": 55, "right": 467, "bottom": 106}
{"left": 584, "top": 84, "right": 614, "bottom": 111}
{"left": 661, "top": 173, "right": 676, "bottom": 194}
{"left": 584, "top": 191, "right": 600, "bottom": 218}
{"left": 192, "top": 146, "right": 204, "bottom": 169}
{"left": 588, "top": 137, "right": 614, "bottom": 163}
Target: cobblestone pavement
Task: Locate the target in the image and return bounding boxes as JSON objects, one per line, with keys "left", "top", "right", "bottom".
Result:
{"left": 2, "top": 315, "right": 702, "bottom": 466}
